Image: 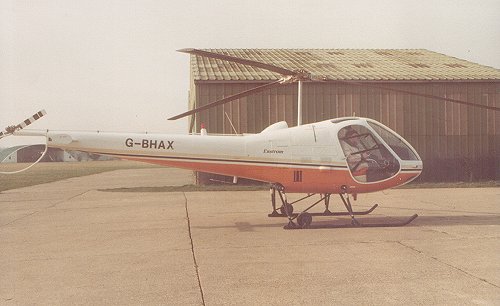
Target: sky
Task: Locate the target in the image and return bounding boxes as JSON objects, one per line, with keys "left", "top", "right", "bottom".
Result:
{"left": 1, "top": 0, "right": 499, "bottom": 147}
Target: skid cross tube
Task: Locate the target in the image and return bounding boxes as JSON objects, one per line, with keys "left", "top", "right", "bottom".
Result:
{"left": 269, "top": 187, "right": 278, "bottom": 216}
{"left": 324, "top": 194, "right": 331, "bottom": 213}
{"left": 291, "top": 195, "right": 329, "bottom": 221}
{"left": 268, "top": 204, "right": 379, "bottom": 218}
{"left": 268, "top": 184, "right": 316, "bottom": 217}
{"left": 339, "top": 193, "right": 361, "bottom": 226}
{"left": 276, "top": 187, "right": 297, "bottom": 229}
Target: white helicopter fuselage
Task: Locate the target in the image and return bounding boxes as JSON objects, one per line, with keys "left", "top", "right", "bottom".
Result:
{"left": 30, "top": 117, "right": 422, "bottom": 194}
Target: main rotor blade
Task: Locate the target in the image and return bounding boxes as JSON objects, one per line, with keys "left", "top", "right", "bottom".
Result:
{"left": 331, "top": 80, "right": 500, "bottom": 112}
{"left": 168, "top": 81, "right": 283, "bottom": 120}
{"left": 178, "top": 48, "right": 296, "bottom": 76}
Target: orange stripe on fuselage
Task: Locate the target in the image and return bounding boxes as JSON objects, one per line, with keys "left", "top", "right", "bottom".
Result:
{"left": 123, "top": 157, "right": 420, "bottom": 194}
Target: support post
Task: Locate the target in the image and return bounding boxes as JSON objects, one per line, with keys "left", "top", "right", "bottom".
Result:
{"left": 297, "top": 80, "right": 303, "bottom": 126}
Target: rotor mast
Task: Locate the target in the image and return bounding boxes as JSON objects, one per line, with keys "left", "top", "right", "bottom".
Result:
{"left": 297, "top": 80, "right": 303, "bottom": 126}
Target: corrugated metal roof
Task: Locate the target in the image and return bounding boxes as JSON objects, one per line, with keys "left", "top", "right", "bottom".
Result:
{"left": 191, "top": 49, "right": 500, "bottom": 81}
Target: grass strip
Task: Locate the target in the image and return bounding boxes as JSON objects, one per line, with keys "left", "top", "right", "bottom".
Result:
{"left": 0, "top": 161, "right": 158, "bottom": 192}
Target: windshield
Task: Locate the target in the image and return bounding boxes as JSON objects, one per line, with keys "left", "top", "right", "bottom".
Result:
{"left": 367, "top": 122, "right": 419, "bottom": 160}
{"left": 338, "top": 125, "right": 400, "bottom": 183}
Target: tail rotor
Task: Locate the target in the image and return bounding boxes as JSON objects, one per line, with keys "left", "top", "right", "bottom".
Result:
{"left": 0, "top": 110, "right": 48, "bottom": 174}
{"left": 0, "top": 110, "right": 47, "bottom": 139}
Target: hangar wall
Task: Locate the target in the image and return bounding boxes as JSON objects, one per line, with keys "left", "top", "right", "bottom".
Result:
{"left": 191, "top": 81, "right": 500, "bottom": 181}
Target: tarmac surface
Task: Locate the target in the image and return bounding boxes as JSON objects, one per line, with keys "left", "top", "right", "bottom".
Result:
{"left": 0, "top": 167, "right": 499, "bottom": 305}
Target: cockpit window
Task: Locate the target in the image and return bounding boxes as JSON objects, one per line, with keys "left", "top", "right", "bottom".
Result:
{"left": 338, "top": 125, "right": 400, "bottom": 183}
{"left": 367, "top": 122, "right": 419, "bottom": 161}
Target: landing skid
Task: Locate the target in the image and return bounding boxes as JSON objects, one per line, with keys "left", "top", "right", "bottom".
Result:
{"left": 289, "top": 214, "right": 419, "bottom": 229}
{"left": 267, "top": 184, "right": 417, "bottom": 229}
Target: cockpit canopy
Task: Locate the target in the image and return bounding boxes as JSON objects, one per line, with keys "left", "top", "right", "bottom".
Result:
{"left": 336, "top": 119, "right": 420, "bottom": 183}
{"left": 366, "top": 121, "right": 419, "bottom": 161}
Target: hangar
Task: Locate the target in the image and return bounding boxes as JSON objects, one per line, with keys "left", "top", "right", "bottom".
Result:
{"left": 185, "top": 49, "right": 500, "bottom": 182}
{"left": 0, "top": 145, "right": 69, "bottom": 163}
{"left": 0, "top": 146, "right": 114, "bottom": 163}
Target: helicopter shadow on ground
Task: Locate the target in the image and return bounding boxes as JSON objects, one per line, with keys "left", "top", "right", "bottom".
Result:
{"left": 194, "top": 214, "right": 500, "bottom": 232}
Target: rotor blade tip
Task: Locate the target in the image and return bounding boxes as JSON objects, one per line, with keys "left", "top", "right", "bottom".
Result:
{"left": 177, "top": 48, "right": 195, "bottom": 53}
{"left": 168, "top": 115, "right": 182, "bottom": 120}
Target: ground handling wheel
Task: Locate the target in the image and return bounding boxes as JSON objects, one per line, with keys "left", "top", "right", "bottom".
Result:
{"left": 280, "top": 203, "right": 293, "bottom": 216}
{"left": 297, "top": 212, "right": 312, "bottom": 229}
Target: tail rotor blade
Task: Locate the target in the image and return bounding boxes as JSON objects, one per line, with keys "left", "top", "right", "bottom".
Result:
{"left": 18, "top": 109, "right": 47, "bottom": 129}
{"left": 0, "top": 110, "right": 47, "bottom": 138}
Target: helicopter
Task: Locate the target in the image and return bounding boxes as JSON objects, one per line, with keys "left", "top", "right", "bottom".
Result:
{"left": 2, "top": 49, "right": 498, "bottom": 229}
